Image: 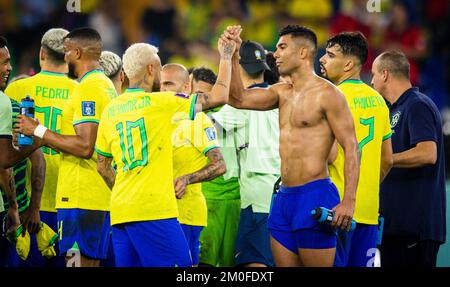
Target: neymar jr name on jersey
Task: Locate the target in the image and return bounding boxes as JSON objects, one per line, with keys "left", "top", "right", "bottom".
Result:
{"left": 108, "top": 95, "right": 152, "bottom": 117}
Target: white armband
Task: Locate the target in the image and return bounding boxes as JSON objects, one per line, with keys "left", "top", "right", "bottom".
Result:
{"left": 33, "top": 124, "right": 48, "bottom": 139}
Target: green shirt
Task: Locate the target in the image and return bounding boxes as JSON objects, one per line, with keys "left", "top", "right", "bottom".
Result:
{"left": 1, "top": 98, "right": 30, "bottom": 214}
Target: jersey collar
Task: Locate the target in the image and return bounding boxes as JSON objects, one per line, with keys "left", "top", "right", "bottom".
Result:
{"left": 79, "top": 69, "right": 103, "bottom": 82}
{"left": 338, "top": 79, "right": 364, "bottom": 86}
{"left": 40, "top": 70, "right": 66, "bottom": 76}
{"left": 126, "top": 88, "right": 145, "bottom": 93}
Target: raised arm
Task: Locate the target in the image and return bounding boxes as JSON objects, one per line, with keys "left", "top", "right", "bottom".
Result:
{"left": 323, "top": 86, "right": 360, "bottom": 231}
{"left": 227, "top": 54, "right": 280, "bottom": 110}
{"left": 194, "top": 36, "right": 235, "bottom": 111}
{"left": 223, "top": 25, "right": 279, "bottom": 110}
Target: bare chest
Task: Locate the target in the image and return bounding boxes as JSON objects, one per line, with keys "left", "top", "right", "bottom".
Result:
{"left": 279, "top": 91, "right": 324, "bottom": 129}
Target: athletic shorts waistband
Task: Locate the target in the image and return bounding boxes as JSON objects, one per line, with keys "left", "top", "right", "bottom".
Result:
{"left": 279, "top": 178, "right": 333, "bottom": 193}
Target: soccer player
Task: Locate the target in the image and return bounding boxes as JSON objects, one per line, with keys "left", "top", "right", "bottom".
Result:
{"left": 5, "top": 28, "right": 76, "bottom": 266}
{"left": 191, "top": 68, "right": 216, "bottom": 94}
{"left": 95, "top": 37, "right": 235, "bottom": 267}
{"left": 15, "top": 28, "right": 117, "bottom": 267}
{"left": 0, "top": 97, "right": 46, "bottom": 267}
{"left": 319, "top": 32, "right": 393, "bottom": 267}
{"left": 232, "top": 40, "right": 280, "bottom": 267}
{"left": 98, "top": 50, "right": 125, "bottom": 267}
{"left": 0, "top": 37, "right": 42, "bottom": 169}
{"left": 100, "top": 51, "right": 125, "bottom": 94}
{"left": 160, "top": 63, "right": 227, "bottom": 266}
{"left": 190, "top": 67, "right": 242, "bottom": 267}
{"left": 223, "top": 25, "right": 359, "bottom": 267}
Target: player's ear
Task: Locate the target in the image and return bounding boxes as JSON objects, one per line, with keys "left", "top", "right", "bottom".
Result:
{"left": 299, "top": 46, "right": 308, "bottom": 60}
{"left": 39, "top": 48, "right": 45, "bottom": 62}
{"left": 146, "top": 63, "right": 153, "bottom": 77}
{"left": 74, "top": 47, "right": 81, "bottom": 60}
{"left": 343, "top": 59, "right": 354, "bottom": 72}
{"left": 382, "top": 69, "right": 389, "bottom": 82}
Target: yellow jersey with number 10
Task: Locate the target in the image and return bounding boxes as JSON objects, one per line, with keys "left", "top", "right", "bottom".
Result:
{"left": 5, "top": 71, "right": 77, "bottom": 213}
{"left": 328, "top": 79, "right": 392, "bottom": 225}
{"left": 173, "top": 112, "right": 220, "bottom": 227}
{"left": 95, "top": 89, "right": 198, "bottom": 226}
{"left": 56, "top": 69, "right": 117, "bottom": 211}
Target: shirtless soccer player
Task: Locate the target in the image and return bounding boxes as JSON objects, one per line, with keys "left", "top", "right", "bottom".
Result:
{"left": 223, "top": 25, "right": 360, "bottom": 267}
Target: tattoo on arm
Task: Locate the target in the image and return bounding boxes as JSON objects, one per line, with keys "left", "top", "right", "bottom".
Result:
{"left": 97, "top": 155, "right": 116, "bottom": 190}
{"left": 185, "top": 149, "right": 226, "bottom": 184}
{"left": 221, "top": 42, "right": 235, "bottom": 60}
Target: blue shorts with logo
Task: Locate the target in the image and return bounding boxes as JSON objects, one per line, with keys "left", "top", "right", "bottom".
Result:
{"left": 334, "top": 224, "right": 378, "bottom": 267}
{"left": 112, "top": 218, "right": 192, "bottom": 267}
{"left": 180, "top": 224, "right": 203, "bottom": 266}
{"left": 268, "top": 178, "right": 340, "bottom": 252}
{"left": 57, "top": 208, "right": 110, "bottom": 260}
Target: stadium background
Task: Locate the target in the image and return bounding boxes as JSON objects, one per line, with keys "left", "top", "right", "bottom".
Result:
{"left": 0, "top": 0, "right": 449, "bottom": 266}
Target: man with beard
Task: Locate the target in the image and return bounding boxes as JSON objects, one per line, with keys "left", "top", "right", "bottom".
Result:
{"left": 222, "top": 25, "right": 360, "bottom": 267}
{"left": 319, "top": 32, "right": 393, "bottom": 267}
{"left": 15, "top": 28, "right": 117, "bottom": 267}
{"left": 5, "top": 28, "right": 77, "bottom": 267}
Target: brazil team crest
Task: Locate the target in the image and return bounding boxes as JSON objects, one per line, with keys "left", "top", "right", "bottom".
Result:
{"left": 82, "top": 101, "right": 95, "bottom": 116}
{"left": 204, "top": 127, "right": 216, "bottom": 141}
{"left": 391, "top": 111, "right": 401, "bottom": 128}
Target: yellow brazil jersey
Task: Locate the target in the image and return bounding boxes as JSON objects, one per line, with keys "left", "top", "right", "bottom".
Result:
{"left": 56, "top": 69, "right": 117, "bottom": 211}
{"left": 5, "top": 71, "right": 77, "bottom": 212}
{"left": 328, "top": 79, "right": 392, "bottom": 225}
{"left": 173, "top": 112, "right": 220, "bottom": 227}
{"left": 95, "top": 88, "right": 198, "bottom": 226}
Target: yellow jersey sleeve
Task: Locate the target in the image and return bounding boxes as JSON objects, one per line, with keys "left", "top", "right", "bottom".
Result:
{"left": 382, "top": 107, "right": 392, "bottom": 141}
{"left": 72, "top": 84, "right": 106, "bottom": 125}
{"left": 4, "top": 80, "right": 21, "bottom": 102}
{"left": 192, "top": 112, "right": 220, "bottom": 155}
{"left": 172, "top": 92, "right": 198, "bottom": 120}
{"left": 95, "top": 109, "right": 112, "bottom": 157}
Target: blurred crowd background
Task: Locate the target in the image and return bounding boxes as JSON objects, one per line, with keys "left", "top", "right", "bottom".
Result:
{"left": 0, "top": 0, "right": 449, "bottom": 172}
